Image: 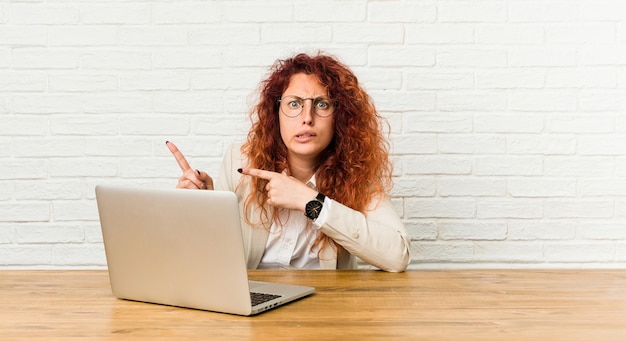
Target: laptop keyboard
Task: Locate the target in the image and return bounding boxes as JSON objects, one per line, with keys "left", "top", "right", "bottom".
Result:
{"left": 250, "top": 292, "right": 282, "bottom": 306}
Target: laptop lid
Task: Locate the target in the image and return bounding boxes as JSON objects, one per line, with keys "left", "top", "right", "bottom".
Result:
{"left": 95, "top": 184, "right": 314, "bottom": 316}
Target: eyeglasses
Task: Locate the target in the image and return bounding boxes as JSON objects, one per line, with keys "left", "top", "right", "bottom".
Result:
{"left": 278, "top": 95, "right": 336, "bottom": 118}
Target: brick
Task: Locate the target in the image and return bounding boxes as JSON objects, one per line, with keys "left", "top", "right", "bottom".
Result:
{"left": 53, "top": 244, "right": 106, "bottom": 266}
{"left": 225, "top": 2, "right": 293, "bottom": 22}
{"left": 547, "top": 24, "right": 615, "bottom": 44}
{"left": 14, "top": 137, "right": 84, "bottom": 157}
{"left": 405, "top": 113, "right": 472, "bottom": 133}
{"left": 49, "top": 159, "right": 117, "bottom": 178}
{"left": 0, "top": 116, "right": 48, "bottom": 136}
{"left": 82, "top": 94, "right": 152, "bottom": 114}
{"left": 155, "top": 3, "right": 219, "bottom": 23}
{"left": 295, "top": 2, "right": 365, "bottom": 22}
{"left": 406, "top": 24, "right": 473, "bottom": 44}
{"left": 0, "top": 245, "right": 52, "bottom": 265}
{"left": 118, "top": 26, "right": 187, "bottom": 46}
{"left": 390, "top": 135, "right": 437, "bottom": 155}
{"left": 405, "top": 198, "right": 476, "bottom": 218}
{"left": 262, "top": 24, "right": 331, "bottom": 44}
{"left": 407, "top": 72, "right": 473, "bottom": 90}
{"left": 579, "top": 91, "right": 626, "bottom": 111}
{"left": 510, "top": 90, "right": 577, "bottom": 111}
{"left": 0, "top": 26, "right": 47, "bottom": 46}
{"left": 84, "top": 137, "right": 153, "bottom": 157}
{"left": 122, "top": 71, "right": 190, "bottom": 91}
{"left": 508, "top": 178, "right": 577, "bottom": 197}
{"left": 403, "top": 221, "right": 437, "bottom": 241}
{"left": 0, "top": 160, "right": 47, "bottom": 180}
{"left": 439, "top": 2, "right": 506, "bottom": 23}
{"left": 509, "top": 1, "right": 577, "bottom": 22}
{"left": 153, "top": 48, "right": 221, "bottom": 69}
{"left": 476, "top": 70, "right": 545, "bottom": 89}
{"left": 475, "top": 114, "right": 544, "bottom": 133}
{"left": 154, "top": 92, "right": 223, "bottom": 114}
{"left": 578, "top": 223, "right": 626, "bottom": 240}
{"left": 0, "top": 72, "right": 46, "bottom": 92}
{"left": 49, "top": 26, "right": 117, "bottom": 46}
{"left": 369, "top": 2, "right": 436, "bottom": 23}
{"left": 81, "top": 5, "right": 150, "bottom": 24}
{"left": 439, "top": 177, "right": 506, "bottom": 197}
{"left": 476, "top": 24, "right": 544, "bottom": 44}
{"left": 334, "top": 24, "right": 403, "bottom": 43}
{"left": 473, "top": 242, "right": 543, "bottom": 262}
{"left": 507, "top": 135, "right": 576, "bottom": 155}
{"left": 49, "top": 73, "right": 118, "bottom": 92}
{"left": 545, "top": 156, "right": 614, "bottom": 177}
{"left": 371, "top": 91, "right": 435, "bottom": 112}
{"left": 510, "top": 48, "right": 577, "bottom": 67}
{"left": 12, "top": 48, "right": 80, "bottom": 69}
{"left": 369, "top": 46, "right": 436, "bottom": 67}
{"left": 438, "top": 91, "right": 507, "bottom": 111}
{"left": 0, "top": 202, "right": 49, "bottom": 222}
{"left": 547, "top": 115, "right": 614, "bottom": 133}
{"left": 81, "top": 50, "right": 152, "bottom": 70}
{"left": 579, "top": 135, "right": 626, "bottom": 155}
{"left": 546, "top": 69, "right": 617, "bottom": 89}
{"left": 405, "top": 155, "right": 473, "bottom": 175}
{"left": 580, "top": 1, "right": 626, "bottom": 21}
{"left": 439, "top": 222, "right": 506, "bottom": 240}
{"left": 477, "top": 199, "right": 544, "bottom": 219}
{"left": 474, "top": 156, "right": 543, "bottom": 176}
{"left": 10, "top": 4, "right": 79, "bottom": 24}
{"left": 14, "top": 223, "right": 83, "bottom": 243}
{"left": 391, "top": 176, "right": 436, "bottom": 197}
{"left": 439, "top": 134, "right": 506, "bottom": 154}
{"left": 190, "top": 25, "right": 260, "bottom": 45}
{"left": 51, "top": 116, "right": 119, "bottom": 135}
{"left": 507, "top": 221, "right": 577, "bottom": 240}
{"left": 16, "top": 180, "right": 82, "bottom": 200}
{"left": 545, "top": 242, "right": 614, "bottom": 262}
{"left": 438, "top": 48, "right": 507, "bottom": 67}
{"left": 546, "top": 200, "right": 614, "bottom": 218}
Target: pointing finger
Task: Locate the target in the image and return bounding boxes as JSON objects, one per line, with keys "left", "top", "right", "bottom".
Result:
{"left": 239, "top": 167, "right": 277, "bottom": 180}
{"left": 166, "top": 141, "right": 192, "bottom": 172}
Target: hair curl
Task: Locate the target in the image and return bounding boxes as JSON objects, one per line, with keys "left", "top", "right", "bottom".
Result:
{"left": 241, "top": 52, "right": 393, "bottom": 255}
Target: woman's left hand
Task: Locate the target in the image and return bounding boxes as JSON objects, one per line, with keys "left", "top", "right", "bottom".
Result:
{"left": 239, "top": 168, "right": 318, "bottom": 212}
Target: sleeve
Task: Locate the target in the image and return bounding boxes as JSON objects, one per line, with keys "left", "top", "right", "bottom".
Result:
{"left": 314, "top": 196, "right": 411, "bottom": 272}
{"left": 215, "top": 142, "right": 244, "bottom": 193}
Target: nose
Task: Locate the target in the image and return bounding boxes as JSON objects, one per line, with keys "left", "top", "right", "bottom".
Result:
{"left": 301, "top": 100, "right": 314, "bottom": 125}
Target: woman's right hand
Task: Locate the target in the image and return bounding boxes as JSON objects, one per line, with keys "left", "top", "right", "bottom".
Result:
{"left": 166, "top": 141, "right": 214, "bottom": 190}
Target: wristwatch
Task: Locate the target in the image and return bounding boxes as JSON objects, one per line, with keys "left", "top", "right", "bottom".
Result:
{"left": 305, "top": 193, "right": 326, "bottom": 221}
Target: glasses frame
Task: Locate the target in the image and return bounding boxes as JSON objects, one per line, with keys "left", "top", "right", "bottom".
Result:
{"left": 277, "top": 95, "right": 337, "bottom": 118}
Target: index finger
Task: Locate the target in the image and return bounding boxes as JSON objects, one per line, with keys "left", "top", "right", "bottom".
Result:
{"left": 241, "top": 167, "right": 278, "bottom": 180}
{"left": 166, "top": 141, "right": 192, "bottom": 172}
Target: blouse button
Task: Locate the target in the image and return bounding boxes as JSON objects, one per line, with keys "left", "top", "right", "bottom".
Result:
{"left": 352, "top": 232, "right": 359, "bottom": 239}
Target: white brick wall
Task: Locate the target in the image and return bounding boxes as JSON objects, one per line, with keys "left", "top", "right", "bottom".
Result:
{"left": 1, "top": 0, "right": 625, "bottom": 269}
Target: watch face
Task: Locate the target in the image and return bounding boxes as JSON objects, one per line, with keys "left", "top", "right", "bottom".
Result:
{"left": 305, "top": 200, "right": 323, "bottom": 220}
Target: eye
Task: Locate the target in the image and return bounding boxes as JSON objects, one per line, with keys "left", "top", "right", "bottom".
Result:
{"left": 315, "top": 99, "right": 331, "bottom": 110}
{"left": 288, "top": 100, "right": 301, "bottom": 109}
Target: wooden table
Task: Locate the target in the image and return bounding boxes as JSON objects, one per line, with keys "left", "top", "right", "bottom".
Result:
{"left": 1, "top": 270, "right": 626, "bottom": 340}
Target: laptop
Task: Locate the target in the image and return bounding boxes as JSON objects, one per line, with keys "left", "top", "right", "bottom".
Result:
{"left": 95, "top": 184, "right": 315, "bottom": 316}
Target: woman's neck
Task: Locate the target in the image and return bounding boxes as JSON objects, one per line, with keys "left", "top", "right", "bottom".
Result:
{"left": 288, "top": 157, "right": 317, "bottom": 183}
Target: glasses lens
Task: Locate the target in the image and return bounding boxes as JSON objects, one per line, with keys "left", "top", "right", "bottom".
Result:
{"left": 280, "top": 96, "right": 303, "bottom": 118}
{"left": 313, "top": 98, "right": 335, "bottom": 117}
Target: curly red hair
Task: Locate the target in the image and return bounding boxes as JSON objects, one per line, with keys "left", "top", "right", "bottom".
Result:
{"left": 241, "top": 52, "right": 393, "bottom": 254}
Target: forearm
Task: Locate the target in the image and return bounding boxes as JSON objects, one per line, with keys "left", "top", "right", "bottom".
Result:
{"left": 315, "top": 198, "right": 411, "bottom": 272}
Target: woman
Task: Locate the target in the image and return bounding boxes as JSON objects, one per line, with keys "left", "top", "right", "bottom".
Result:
{"left": 168, "top": 52, "right": 410, "bottom": 272}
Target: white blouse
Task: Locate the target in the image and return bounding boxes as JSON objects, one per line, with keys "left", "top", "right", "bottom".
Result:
{"left": 257, "top": 175, "right": 330, "bottom": 269}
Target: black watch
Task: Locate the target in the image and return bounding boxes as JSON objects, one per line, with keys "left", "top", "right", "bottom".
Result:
{"left": 305, "top": 193, "right": 326, "bottom": 221}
